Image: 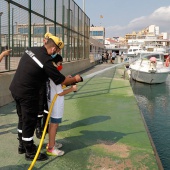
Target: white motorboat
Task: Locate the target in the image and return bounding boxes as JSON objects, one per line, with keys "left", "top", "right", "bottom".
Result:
{"left": 127, "top": 46, "right": 142, "bottom": 57}
{"left": 129, "top": 52, "right": 170, "bottom": 84}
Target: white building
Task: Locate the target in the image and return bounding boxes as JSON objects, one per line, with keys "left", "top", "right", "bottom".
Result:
{"left": 90, "top": 26, "right": 105, "bottom": 45}
{"left": 161, "top": 32, "right": 168, "bottom": 39}
{"left": 104, "top": 38, "right": 118, "bottom": 49}
{"left": 148, "top": 25, "right": 159, "bottom": 35}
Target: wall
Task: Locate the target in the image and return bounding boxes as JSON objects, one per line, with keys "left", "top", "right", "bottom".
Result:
{"left": 0, "top": 72, "right": 15, "bottom": 107}
{"left": 0, "top": 58, "right": 97, "bottom": 107}
{"left": 61, "top": 58, "right": 94, "bottom": 75}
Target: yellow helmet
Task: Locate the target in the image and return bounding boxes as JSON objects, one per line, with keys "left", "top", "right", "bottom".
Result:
{"left": 49, "top": 35, "right": 64, "bottom": 49}
{"left": 44, "top": 32, "right": 53, "bottom": 39}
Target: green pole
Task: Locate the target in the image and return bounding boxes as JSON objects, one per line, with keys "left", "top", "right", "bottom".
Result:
{"left": 77, "top": 7, "right": 79, "bottom": 60}
{"left": 67, "top": 0, "right": 70, "bottom": 61}
{"left": 28, "top": 0, "right": 31, "bottom": 48}
{"left": 12, "top": 8, "right": 14, "bottom": 57}
{"left": 0, "top": 12, "right": 3, "bottom": 53}
{"left": 6, "top": 2, "right": 10, "bottom": 70}
{"left": 43, "top": 0, "right": 46, "bottom": 35}
{"left": 33, "top": 23, "right": 35, "bottom": 46}
{"left": 19, "top": 40, "right": 20, "bottom": 57}
{"left": 62, "top": 0, "right": 65, "bottom": 58}
{"left": 54, "top": 0, "right": 56, "bottom": 35}
{"left": 83, "top": 13, "right": 85, "bottom": 59}
{"left": 24, "top": 35, "right": 26, "bottom": 49}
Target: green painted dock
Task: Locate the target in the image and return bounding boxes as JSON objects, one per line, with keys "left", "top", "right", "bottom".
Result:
{"left": 0, "top": 63, "right": 160, "bottom": 170}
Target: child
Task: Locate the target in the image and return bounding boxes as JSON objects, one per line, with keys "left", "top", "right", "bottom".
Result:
{"left": 35, "top": 32, "right": 54, "bottom": 139}
{"left": 46, "top": 55, "right": 77, "bottom": 156}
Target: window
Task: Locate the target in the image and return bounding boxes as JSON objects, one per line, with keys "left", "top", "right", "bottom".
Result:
{"left": 90, "top": 31, "right": 103, "bottom": 36}
{"left": 98, "top": 39, "right": 104, "bottom": 44}
{"left": 33, "top": 27, "right": 44, "bottom": 35}
{"left": 49, "top": 27, "right": 62, "bottom": 35}
{"left": 18, "top": 27, "right": 28, "bottom": 34}
{"left": 49, "top": 27, "right": 54, "bottom": 34}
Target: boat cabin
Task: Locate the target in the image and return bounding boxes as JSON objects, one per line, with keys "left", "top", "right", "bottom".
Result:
{"left": 136, "top": 52, "right": 164, "bottom": 62}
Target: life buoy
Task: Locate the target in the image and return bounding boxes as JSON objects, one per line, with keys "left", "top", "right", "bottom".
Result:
{"left": 165, "top": 57, "right": 170, "bottom": 67}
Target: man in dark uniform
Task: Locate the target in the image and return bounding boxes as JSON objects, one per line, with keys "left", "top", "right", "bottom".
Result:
{"left": 9, "top": 35, "right": 82, "bottom": 161}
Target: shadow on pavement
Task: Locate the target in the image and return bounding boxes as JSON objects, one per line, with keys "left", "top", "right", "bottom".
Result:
{"left": 59, "top": 115, "right": 111, "bottom": 131}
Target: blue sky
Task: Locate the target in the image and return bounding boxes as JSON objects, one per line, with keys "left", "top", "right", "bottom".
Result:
{"left": 74, "top": 0, "right": 170, "bottom": 38}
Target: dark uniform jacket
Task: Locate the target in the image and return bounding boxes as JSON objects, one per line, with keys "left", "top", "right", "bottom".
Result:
{"left": 9, "top": 46, "right": 65, "bottom": 99}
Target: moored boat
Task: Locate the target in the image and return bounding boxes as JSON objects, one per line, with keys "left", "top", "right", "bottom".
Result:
{"left": 129, "top": 52, "right": 170, "bottom": 84}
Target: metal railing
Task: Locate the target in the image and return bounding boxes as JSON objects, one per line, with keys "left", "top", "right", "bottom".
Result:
{"left": 0, "top": 0, "right": 90, "bottom": 72}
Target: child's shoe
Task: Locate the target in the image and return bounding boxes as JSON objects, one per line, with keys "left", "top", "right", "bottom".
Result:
{"left": 46, "top": 147, "right": 64, "bottom": 156}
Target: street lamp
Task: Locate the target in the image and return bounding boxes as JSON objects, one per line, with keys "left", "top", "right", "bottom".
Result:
{"left": 0, "top": 12, "right": 3, "bottom": 53}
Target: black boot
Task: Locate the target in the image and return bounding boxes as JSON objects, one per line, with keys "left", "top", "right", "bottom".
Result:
{"left": 24, "top": 141, "right": 48, "bottom": 161}
{"left": 18, "top": 139, "right": 26, "bottom": 154}
{"left": 18, "top": 133, "right": 26, "bottom": 154}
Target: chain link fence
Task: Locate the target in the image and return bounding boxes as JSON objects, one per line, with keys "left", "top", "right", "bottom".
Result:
{"left": 0, "top": 0, "right": 90, "bottom": 72}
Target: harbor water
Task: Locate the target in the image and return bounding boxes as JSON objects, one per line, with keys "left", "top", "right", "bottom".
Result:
{"left": 131, "top": 75, "right": 170, "bottom": 170}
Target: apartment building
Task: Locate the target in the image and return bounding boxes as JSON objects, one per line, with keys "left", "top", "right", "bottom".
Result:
{"left": 90, "top": 26, "right": 105, "bottom": 45}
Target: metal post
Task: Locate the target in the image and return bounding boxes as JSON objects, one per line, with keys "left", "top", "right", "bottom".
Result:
{"left": 15, "top": 22, "right": 18, "bottom": 57}
{"left": 43, "top": 0, "right": 46, "bottom": 35}
{"left": 28, "top": 0, "right": 31, "bottom": 48}
{"left": 67, "top": 0, "right": 71, "bottom": 61}
{"left": 0, "top": 12, "right": 3, "bottom": 53}
{"left": 62, "top": 0, "right": 65, "bottom": 58}
{"left": 70, "top": 9, "right": 72, "bottom": 60}
{"left": 7, "top": 2, "right": 10, "bottom": 70}
{"left": 12, "top": 8, "right": 14, "bottom": 57}
{"left": 77, "top": 7, "right": 79, "bottom": 59}
{"left": 83, "top": 0, "right": 86, "bottom": 58}
{"left": 83, "top": 12, "right": 85, "bottom": 59}
{"left": 15, "top": 22, "right": 17, "bottom": 34}
{"left": 24, "top": 35, "right": 26, "bottom": 49}
{"left": 19, "top": 40, "right": 20, "bottom": 57}
{"left": 54, "top": 0, "right": 56, "bottom": 35}
{"left": 33, "top": 23, "right": 35, "bottom": 46}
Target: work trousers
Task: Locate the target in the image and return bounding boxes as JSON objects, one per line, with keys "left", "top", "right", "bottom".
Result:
{"left": 12, "top": 94, "right": 38, "bottom": 141}
{"left": 37, "top": 83, "right": 48, "bottom": 127}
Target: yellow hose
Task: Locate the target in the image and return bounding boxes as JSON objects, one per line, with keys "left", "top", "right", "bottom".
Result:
{"left": 28, "top": 94, "right": 58, "bottom": 170}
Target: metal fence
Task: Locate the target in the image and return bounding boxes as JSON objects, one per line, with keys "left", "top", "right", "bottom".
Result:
{"left": 0, "top": 0, "right": 90, "bottom": 72}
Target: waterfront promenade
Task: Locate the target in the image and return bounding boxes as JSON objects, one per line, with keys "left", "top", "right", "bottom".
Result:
{"left": 0, "top": 62, "right": 160, "bottom": 170}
